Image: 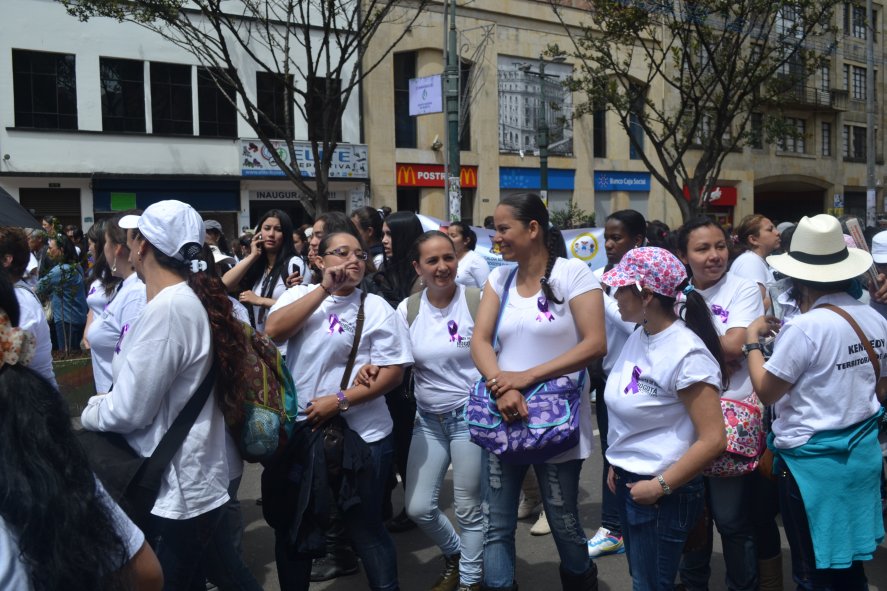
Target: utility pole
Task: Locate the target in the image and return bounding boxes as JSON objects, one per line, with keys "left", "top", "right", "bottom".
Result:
{"left": 866, "top": 0, "right": 877, "bottom": 227}
{"left": 538, "top": 55, "right": 550, "bottom": 208}
{"left": 444, "top": 0, "right": 461, "bottom": 222}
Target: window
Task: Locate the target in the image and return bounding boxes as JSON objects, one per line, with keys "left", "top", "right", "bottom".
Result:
{"left": 593, "top": 108, "right": 607, "bottom": 157}
{"left": 393, "top": 52, "right": 417, "bottom": 148}
{"left": 306, "top": 75, "right": 342, "bottom": 142}
{"left": 750, "top": 112, "right": 764, "bottom": 149}
{"left": 256, "top": 72, "right": 293, "bottom": 140}
{"left": 12, "top": 49, "right": 78, "bottom": 130}
{"left": 844, "top": 124, "right": 867, "bottom": 159}
{"left": 822, "top": 122, "right": 832, "bottom": 156}
{"left": 852, "top": 65, "right": 867, "bottom": 100}
{"left": 628, "top": 89, "right": 645, "bottom": 160}
{"left": 779, "top": 117, "right": 806, "bottom": 153}
{"left": 821, "top": 65, "right": 830, "bottom": 92}
{"left": 843, "top": 64, "right": 850, "bottom": 90}
{"left": 845, "top": 4, "right": 877, "bottom": 40}
{"left": 100, "top": 57, "right": 145, "bottom": 133}
{"left": 197, "top": 67, "right": 237, "bottom": 138}
{"left": 150, "top": 62, "right": 192, "bottom": 135}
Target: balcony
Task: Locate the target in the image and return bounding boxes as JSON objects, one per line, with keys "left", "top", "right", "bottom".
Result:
{"left": 779, "top": 85, "right": 833, "bottom": 108}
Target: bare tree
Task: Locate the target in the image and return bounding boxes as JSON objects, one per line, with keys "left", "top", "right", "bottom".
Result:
{"left": 63, "top": 0, "right": 428, "bottom": 216}
{"left": 550, "top": 0, "right": 843, "bottom": 220}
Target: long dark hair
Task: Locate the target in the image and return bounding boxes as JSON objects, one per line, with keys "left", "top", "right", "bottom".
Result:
{"left": 652, "top": 283, "right": 730, "bottom": 390}
{"left": 383, "top": 211, "right": 425, "bottom": 301}
{"left": 311, "top": 212, "right": 364, "bottom": 283}
{"left": 351, "top": 206, "right": 384, "bottom": 246}
{"left": 240, "top": 209, "right": 297, "bottom": 292}
{"left": 86, "top": 220, "right": 116, "bottom": 295}
{"left": 499, "top": 193, "right": 565, "bottom": 304}
{"left": 143, "top": 238, "right": 251, "bottom": 425}
{"left": 0, "top": 366, "right": 130, "bottom": 591}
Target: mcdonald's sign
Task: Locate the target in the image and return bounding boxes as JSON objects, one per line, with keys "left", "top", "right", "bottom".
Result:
{"left": 396, "top": 164, "right": 478, "bottom": 188}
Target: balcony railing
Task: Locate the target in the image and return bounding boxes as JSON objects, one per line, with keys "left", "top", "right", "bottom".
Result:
{"left": 780, "top": 85, "right": 832, "bottom": 107}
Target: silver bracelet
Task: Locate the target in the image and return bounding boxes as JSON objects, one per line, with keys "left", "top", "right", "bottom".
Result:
{"left": 657, "top": 474, "right": 672, "bottom": 495}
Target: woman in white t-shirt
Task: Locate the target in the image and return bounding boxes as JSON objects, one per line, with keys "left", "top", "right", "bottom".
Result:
{"left": 470, "top": 193, "right": 606, "bottom": 591}
{"left": 358, "top": 230, "right": 484, "bottom": 590}
{"left": 265, "top": 231, "right": 412, "bottom": 591}
{"left": 222, "top": 209, "right": 306, "bottom": 342}
{"left": 86, "top": 214, "right": 146, "bottom": 395}
{"left": 745, "top": 214, "right": 887, "bottom": 589}
{"left": 601, "top": 247, "right": 727, "bottom": 591}
{"left": 675, "top": 217, "right": 764, "bottom": 591}
{"left": 448, "top": 221, "right": 490, "bottom": 288}
{"left": 82, "top": 220, "right": 122, "bottom": 350}
{"left": 81, "top": 200, "right": 254, "bottom": 589}
{"left": 730, "top": 214, "right": 781, "bottom": 310}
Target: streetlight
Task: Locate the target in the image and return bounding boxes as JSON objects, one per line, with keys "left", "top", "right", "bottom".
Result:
{"left": 519, "top": 53, "right": 566, "bottom": 207}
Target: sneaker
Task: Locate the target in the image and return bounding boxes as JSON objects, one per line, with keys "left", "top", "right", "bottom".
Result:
{"left": 586, "top": 527, "right": 625, "bottom": 557}
{"left": 517, "top": 493, "right": 542, "bottom": 520}
{"left": 529, "top": 509, "right": 551, "bottom": 536}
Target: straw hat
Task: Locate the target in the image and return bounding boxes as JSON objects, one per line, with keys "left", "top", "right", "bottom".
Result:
{"left": 766, "top": 214, "right": 872, "bottom": 282}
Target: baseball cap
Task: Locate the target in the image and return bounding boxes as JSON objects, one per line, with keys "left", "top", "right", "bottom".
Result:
{"left": 209, "top": 245, "right": 235, "bottom": 266}
{"left": 204, "top": 219, "right": 223, "bottom": 233}
{"left": 870, "top": 231, "right": 887, "bottom": 264}
{"left": 119, "top": 200, "right": 205, "bottom": 260}
{"left": 601, "top": 247, "right": 688, "bottom": 298}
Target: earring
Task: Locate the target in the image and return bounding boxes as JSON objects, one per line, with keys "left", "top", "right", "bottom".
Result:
{"left": 111, "top": 256, "right": 117, "bottom": 273}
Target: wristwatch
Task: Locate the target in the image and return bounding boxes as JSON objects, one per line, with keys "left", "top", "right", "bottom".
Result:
{"left": 657, "top": 474, "right": 672, "bottom": 495}
{"left": 336, "top": 390, "right": 350, "bottom": 412}
{"left": 741, "top": 342, "right": 764, "bottom": 358}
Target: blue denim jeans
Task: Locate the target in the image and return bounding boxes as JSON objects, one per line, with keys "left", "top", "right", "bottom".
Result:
{"left": 146, "top": 506, "right": 224, "bottom": 590}
{"left": 778, "top": 465, "right": 869, "bottom": 590}
{"left": 275, "top": 434, "right": 399, "bottom": 591}
{"left": 405, "top": 407, "right": 483, "bottom": 585}
{"left": 679, "top": 475, "right": 758, "bottom": 591}
{"left": 615, "top": 469, "right": 704, "bottom": 591}
{"left": 54, "top": 321, "right": 84, "bottom": 352}
{"left": 595, "top": 383, "right": 621, "bottom": 534}
{"left": 481, "top": 453, "right": 593, "bottom": 587}
{"left": 205, "top": 476, "right": 262, "bottom": 591}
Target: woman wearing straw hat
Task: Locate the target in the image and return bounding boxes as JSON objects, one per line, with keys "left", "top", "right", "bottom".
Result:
{"left": 745, "top": 214, "right": 887, "bottom": 589}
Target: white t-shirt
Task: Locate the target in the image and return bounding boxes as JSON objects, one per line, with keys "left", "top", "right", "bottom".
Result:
{"left": 395, "top": 284, "right": 481, "bottom": 413}
{"left": 594, "top": 268, "right": 636, "bottom": 375}
{"left": 269, "top": 285, "right": 413, "bottom": 442}
{"left": 605, "top": 321, "right": 722, "bottom": 475}
{"left": 23, "top": 254, "right": 38, "bottom": 289}
{"left": 456, "top": 250, "right": 491, "bottom": 288}
{"left": 86, "top": 279, "right": 114, "bottom": 319}
{"left": 730, "top": 251, "right": 774, "bottom": 289}
{"left": 694, "top": 272, "right": 763, "bottom": 400}
{"left": 13, "top": 282, "right": 57, "bottom": 389}
{"left": 764, "top": 292, "right": 886, "bottom": 449}
{"left": 229, "top": 297, "right": 250, "bottom": 324}
{"left": 81, "top": 282, "right": 230, "bottom": 520}
{"left": 251, "top": 256, "right": 306, "bottom": 350}
{"left": 86, "top": 274, "right": 146, "bottom": 395}
{"left": 487, "top": 257, "right": 599, "bottom": 462}
{"left": 0, "top": 479, "right": 144, "bottom": 590}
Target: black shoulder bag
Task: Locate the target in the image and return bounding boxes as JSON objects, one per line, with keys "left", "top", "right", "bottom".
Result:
{"left": 76, "top": 360, "right": 218, "bottom": 530}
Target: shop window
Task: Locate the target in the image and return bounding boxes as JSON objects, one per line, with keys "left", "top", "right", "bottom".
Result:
{"left": 12, "top": 49, "right": 78, "bottom": 130}
{"left": 397, "top": 188, "right": 420, "bottom": 213}
{"left": 198, "top": 67, "right": 237, "bottom": 138}
{"left": 100, "top": 57, "right": 145, "bottom": 133}
{"left": 150, "top": 62, "right": 193, "bottom": 135}
{"left": 306, "top": 75, "right": 342, "bottom": 142}
{"left": 460, "top": 189, "right": 475, "bottom": 225}
{"left": 256, "top": 71, "right": 293, "bottom": 140}
{"left": 593, "top": 108, "right": 607, "bottom": 157}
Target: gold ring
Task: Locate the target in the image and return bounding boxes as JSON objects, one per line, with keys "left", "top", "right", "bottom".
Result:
{"left": 489, "top": 378, "right": 498, "bottom": 386}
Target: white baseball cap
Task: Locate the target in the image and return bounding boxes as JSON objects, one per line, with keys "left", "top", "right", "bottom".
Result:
{"left": 119, "top": 200, "right": 205, "bottom": 260}
{"left": 208, "top": 245, "right": 235, "bottom": 266}
{"left": 872, "top": 231, "right": 887, "bottom": 264}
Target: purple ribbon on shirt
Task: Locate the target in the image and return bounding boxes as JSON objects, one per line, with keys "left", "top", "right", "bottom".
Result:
{"left": 624, "top": 365, "right": 643, "bottom": 394}
{"left": 114, "top": 323, "right": 130, "bottom": 354}
{"left": 711, "top": 305, "right": 729, "bottom": 323}
{"left": 536, "top": 297, "right": 554, "bottom": 322}
{"left": 328, "top": 314, "right": 344, "bottom": 335}
{"left": 448, "top": 320, "right": 462, "bottom": 343}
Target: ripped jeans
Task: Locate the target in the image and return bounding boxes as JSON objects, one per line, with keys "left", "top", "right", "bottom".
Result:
{"left": 481, "top": 452, "right": 591, "bottom": 587}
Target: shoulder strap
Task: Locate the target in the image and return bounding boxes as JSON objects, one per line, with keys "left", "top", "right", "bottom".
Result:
{"left": 138, "top": 359, "right": 218, "bottom": 492}
{"left": 817, "top": 303, "right": 880, "bottom": 378}
{"left": 406, "top": 291, "right": 422, "bottom": 327}
{"left": 464, "top": 286, "right": 482, "bottom": 323}
{"left": 341, "top": 291, "right": 368, "bottom": 390}
{"left": 493, "top": 267, "right": 519, "bottom": 350}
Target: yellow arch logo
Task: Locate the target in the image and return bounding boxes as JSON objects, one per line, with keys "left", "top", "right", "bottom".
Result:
{"left": 570, "top": 233, "right": 599, "bottom": 262}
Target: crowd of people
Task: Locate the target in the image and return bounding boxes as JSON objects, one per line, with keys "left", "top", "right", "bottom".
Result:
{"left": 0, "top": 196, "right": 885, "bottom": 591}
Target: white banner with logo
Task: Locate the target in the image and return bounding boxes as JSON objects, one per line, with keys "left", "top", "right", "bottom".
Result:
{"left": 409, "top": 75, "right": 443, "bottom": 116}
{"left": 241, "top": 140, "right": 368, "bottom": 178}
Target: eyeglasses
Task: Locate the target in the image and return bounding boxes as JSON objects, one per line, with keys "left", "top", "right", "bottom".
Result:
{"left": 321, "top": 247, "right": 368, "bottom": 261}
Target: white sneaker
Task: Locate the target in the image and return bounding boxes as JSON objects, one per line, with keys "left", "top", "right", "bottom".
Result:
{"left": 586, "top": 527, "right": 625, "bottom": 557}
{"left": 516, "top": 494, "right": 541, "bottom": 520}
{"left": 529, "top": 509, "right": 551, "bottom": 536}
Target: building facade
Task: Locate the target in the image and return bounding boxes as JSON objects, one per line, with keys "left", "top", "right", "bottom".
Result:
{"left": 1, "top": 0, "right": 366, "bottom": 235}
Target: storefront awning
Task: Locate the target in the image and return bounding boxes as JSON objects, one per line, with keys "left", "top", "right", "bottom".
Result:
{"left": 93, "top": 179, "right": 240, "bottom": 212}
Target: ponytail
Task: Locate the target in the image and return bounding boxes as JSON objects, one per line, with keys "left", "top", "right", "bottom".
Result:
{"left": 541, "top": 227, "right": 565, "bottom": 304}
{"left": 150, "top": 243, "right": 251, "bottom": 425}
{"left": 667, "top": 283, "right": 730, "bottom": 390}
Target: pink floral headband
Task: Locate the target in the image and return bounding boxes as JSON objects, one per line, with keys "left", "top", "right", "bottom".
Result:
{"left": 0, "top": 310, "right": 35, "bottom": 369}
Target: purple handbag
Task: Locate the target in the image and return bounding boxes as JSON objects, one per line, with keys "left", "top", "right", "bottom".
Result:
{"left": 463, "top": 266, "right": 584, "bottom": 464}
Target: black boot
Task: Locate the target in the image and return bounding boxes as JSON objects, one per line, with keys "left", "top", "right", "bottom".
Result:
{"left": 430, "top": 553, "right": 460, "bottom": 591}
{"left": 310, "top": 511, "right": 359, "bottom": 582}
{"left": 479, "top": 583, "right": 518, "bottom": 591}
{"left": 559, "top": 562, "right": 598, "bottom": 591}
